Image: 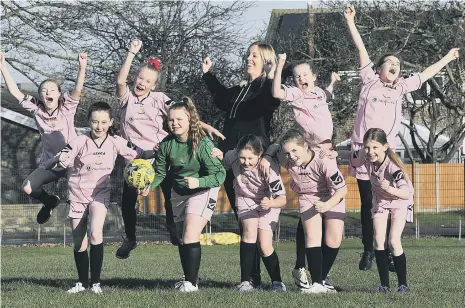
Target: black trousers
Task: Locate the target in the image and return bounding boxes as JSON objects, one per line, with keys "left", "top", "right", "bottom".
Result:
{"left": 121, "top": 172, "right": 174, "bottom": 241}
{"left": 22, "top": 167, "right": 67, "bottom": 199}
{"left": 357, "top": 179, "right": 374, "bottom": 251}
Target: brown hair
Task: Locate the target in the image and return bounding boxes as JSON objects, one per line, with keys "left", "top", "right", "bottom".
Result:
{"left": 363, "top": 128, "right": 410, "bottom": 181}
{"left": 169, "top": 97, "right": 205, "bottom": 157}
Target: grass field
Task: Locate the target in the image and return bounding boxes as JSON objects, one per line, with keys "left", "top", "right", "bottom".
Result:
{"left": 1, "top": 238, "right": 464, "bottom": 308}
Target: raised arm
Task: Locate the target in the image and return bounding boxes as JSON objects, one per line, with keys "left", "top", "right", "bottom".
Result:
{"left": 272, "top": 53, "right": 286, "bottom": 100}
{"left": 70, "top": 53, "right": 87, "bottom": 100}
{"left": 419, "top": 48, "right": 460, "bottom": 82}
{"left": 344, "top": 7, "right": 370, "bottom": 68}
{"left": 117, "top": 39, "right": 142, "bottom": 97}
{"left": 0, "top": 52, "right": 25, "bottom": 101}
{"left": 325, "top": 72, "right": 340, "bottom": 95}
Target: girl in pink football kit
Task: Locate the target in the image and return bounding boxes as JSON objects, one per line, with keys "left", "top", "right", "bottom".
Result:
{"left": 46, "top": 102, "right": 152, "bottom": 294}
{"left": 264, "top": 129, "right": 347, "bottom": 294}
{"left": 363, "top": 128, "right": 414, "bottom": 293}
{"left": 344, "top": 7, "right": 460, "bottom": 270}
{"left": 211, "top": 135, "right": 287, "bottom": 292}
{"left": 0, "top": 52, "right": 87, "bottom": 224}
{"left": 115, "top": 39, "right": 224, "bottom": 258}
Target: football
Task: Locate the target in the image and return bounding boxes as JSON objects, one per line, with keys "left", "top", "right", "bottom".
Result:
{"left": 123, "top": 159, "right": 155, "bottom": 189}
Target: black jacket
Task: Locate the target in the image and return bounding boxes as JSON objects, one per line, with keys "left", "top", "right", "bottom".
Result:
{"left": 203, "top": 72, "right": 280, "bottom": 152}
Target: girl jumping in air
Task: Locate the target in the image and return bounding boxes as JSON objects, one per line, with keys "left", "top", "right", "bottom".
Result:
{"left": 0, "top": 52, "right": 87, "bottom": 224}
{"left": 46, "top": 102, "right": 152, "bottom": 294}
{"left": 116, "top": 39, "right": 224, "bottom": 258}
{"left": 142, "top": 97, "right": 226, "bottom": 292}
{"left": 263, "top": 129, "right": 347, "bottom": 293}
{"left": 344, "top": 7, "right": 459, "bottom": 271}
{"left": 211, "top": 135, "right": 287, "bottom": 292}
{"left": 271, "top": 52, "right": 340, "bottom": 290}
{"left": 363, "top": 128, "right": 414, "bottom": 293}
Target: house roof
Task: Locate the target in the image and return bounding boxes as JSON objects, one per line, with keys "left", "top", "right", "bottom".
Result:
{"left": 1, "top": 87, "right": 38, "bottom": 118}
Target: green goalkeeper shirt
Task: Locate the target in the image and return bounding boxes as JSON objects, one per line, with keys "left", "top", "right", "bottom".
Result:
{"left": 151, "top": 135, "right": 226, "bottom": 195}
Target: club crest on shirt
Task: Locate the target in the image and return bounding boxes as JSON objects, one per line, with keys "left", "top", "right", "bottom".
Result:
{"left": 46, "top": 117, "right": 57, "bottom": 128}
{"left": 392, "top": 170, "right": 405, "bottom": 183}
{"left": 330, "top": 171, "right": 343, "bottom": 185}
{"left": 207, "top": 198, "right": 217, "bottom": 210}
{"left": 137, "top": 105, "right": 145, "bottom": 114}
{"left": 95, "top": 156, "right": 103, "bottom": 165}
{"left": 269, "top": 179, "right": 283, "bottom": 193}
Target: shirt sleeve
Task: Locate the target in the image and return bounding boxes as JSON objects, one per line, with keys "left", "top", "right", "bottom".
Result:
{"left": 19, "top": 95, "right": 40, "bottom": 113}
{"left": 268, "top": 160, "right": 286, "bottom": 198}
{"left": 113, "top": 136, "right": 144, "bottom": 161}
{"left": 197, "top": 138, "right": 226, "bottom": 188}
{"left": 150, "top": 139, "right": 169, "bottom": 189}
{"left": 397, "top": 73, "right": 422, "bottom": 95}
{"left": 324, "top": 159, "right": 346, "bottom": 191}
{"left": 159, "top": 92, "right": 176, "bottom": 116}
{"left": 223, "top": 149, "right": 237, "bottom": 170}
{"left": 388, "top": 163, "right": 409, "bottom": 189}
{"left": 358, "top": 61, "right": 377, "bottom": 84}
{"left": 52, "top": 137, "right": 83, "bottom": 169}
{"left": 117, "top": 85, "right": 131, "bottom": 108}
{"left": 282, "top": 85, "right": 303, "bottom": 104}
{"left": 202, "top": 72, "right": 237, "bottom": 111}
{"left": 61, "top": 92, "right": 80, "bottom": 115}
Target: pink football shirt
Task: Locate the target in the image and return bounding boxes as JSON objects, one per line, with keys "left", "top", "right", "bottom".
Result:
{"left": 351, "top": 61, "right": 422, "bottom": 147}
{"left": 366, "top": 155, "right": 414, "bottom": 208}
{"left": 54, "top": 133, "right": 143, "bottom": 203}
{"left": 282, "top": 85, "right": 333, "bottom": 146}
{"left": 276, "top": 148, "right": 346, "bottom": 203}
{"left": 118, "top": 86, "right": 175, "bottom": 150}
{"left": 20, "top": 92, "right": 79, "bottom": 166}
{"left": 223, "top": 149, "right": 286, "bottom": 200}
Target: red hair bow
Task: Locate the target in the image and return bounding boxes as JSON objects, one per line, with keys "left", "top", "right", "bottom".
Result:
{"left": 145, "top": 58, "right": 161, "bottom": 70}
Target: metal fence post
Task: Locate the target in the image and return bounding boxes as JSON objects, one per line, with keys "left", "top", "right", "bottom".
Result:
{"left": 435, "top": 162, "right": 440, "bottom": 213}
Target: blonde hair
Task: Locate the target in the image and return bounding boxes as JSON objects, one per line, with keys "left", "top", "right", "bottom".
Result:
{"left": 363, "top": 128, "right": 410, "bottom": 182}
{"left": 242, "top": 41, "right": 277, "bottom": 82}
{"left": 169, "top": 97, "right": 205, "bottom": 157}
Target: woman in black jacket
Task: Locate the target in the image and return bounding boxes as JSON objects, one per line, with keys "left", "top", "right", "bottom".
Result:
{"left": 202, "top": 41, "right": 280, "bottom": 287}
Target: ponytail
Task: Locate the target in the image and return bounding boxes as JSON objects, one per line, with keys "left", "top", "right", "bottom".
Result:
{"left": 363, "top": 128, "right": 410, "bottom": 182}
{"left": 387, "top": 147, "right": 410, "bottom": 182}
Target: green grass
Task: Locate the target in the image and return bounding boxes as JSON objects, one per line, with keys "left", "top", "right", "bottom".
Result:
{"left": 2, "top": 239, "right": 465, "bottom": 308}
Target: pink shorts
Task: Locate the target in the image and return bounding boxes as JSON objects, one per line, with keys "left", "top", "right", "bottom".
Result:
{"left": 372, "top": 204, "right": 411, "bottom": 221}
{"left": 171, "top": 187, "right": 220, "bottom": 223}
{"left": 299, "top": 194, "right": 346, "bottom": 221}
{"left": 348, "top": 142, "right": 369, "bottom": 180}
{"left": 68, "top": 200, "right": 109, "bottom": 219}
{"left": 236, "top": 196, "right": 280, "bottom": 232}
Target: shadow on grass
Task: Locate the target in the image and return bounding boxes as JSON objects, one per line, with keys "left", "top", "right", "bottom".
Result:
{"left": 1, "top": 277, "right": 234, "bottom": 291}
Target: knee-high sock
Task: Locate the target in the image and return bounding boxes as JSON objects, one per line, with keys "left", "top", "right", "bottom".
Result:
{"left": 240, "top": 241, "right": 256, "bottom": 282}
{"left": 375, "top": 249, "right": 390, "bottom": 287}
{"left": 262, "top": 251, "right": 282, "bottom": 282}
{"left": 90, "top": 243, "right": 104, "bottom": 284}
{"left": 306, "top": 247, "right": 323, "bottom": 284}
{"left": 322, "top": 244, "right": 339, "bottom": 279}
{"left": 73, "top": 250, "right": 89, "bottom": 288}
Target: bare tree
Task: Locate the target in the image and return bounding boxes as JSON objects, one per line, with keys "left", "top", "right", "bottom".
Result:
{"left": 269, "top": 0, "right": 465, "bottom": 162}
{"left": 1, "top": 0, "right": 253, "bottom": 125}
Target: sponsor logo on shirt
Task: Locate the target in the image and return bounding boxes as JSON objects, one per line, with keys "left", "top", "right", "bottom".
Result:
{"left": 207, "top": 198, "right": 217, "bottom": 210}
{"left": 330, "top": 171, "right": 343, "bottom": 185}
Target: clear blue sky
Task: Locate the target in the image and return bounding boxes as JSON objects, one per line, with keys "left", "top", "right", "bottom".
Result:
{"left": 7, "top": 1, "right": 314, "bottom": 83}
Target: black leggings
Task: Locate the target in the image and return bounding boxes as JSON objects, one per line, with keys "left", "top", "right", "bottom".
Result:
{"left": 224, "top": 169, "right": 261, "bottom": 278}
{"left": 357, "top": 179, "right": 374, "bottom": 251}
{"left": 22, "top": 167, "right": 67, "bottom": 200}
{"left": 121, "top": 172, "right": 174, "bottom": 242}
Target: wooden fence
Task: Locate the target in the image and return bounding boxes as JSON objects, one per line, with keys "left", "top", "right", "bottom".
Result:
{"left": 138, "top": 163, "right": 465, "bottom": 214}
